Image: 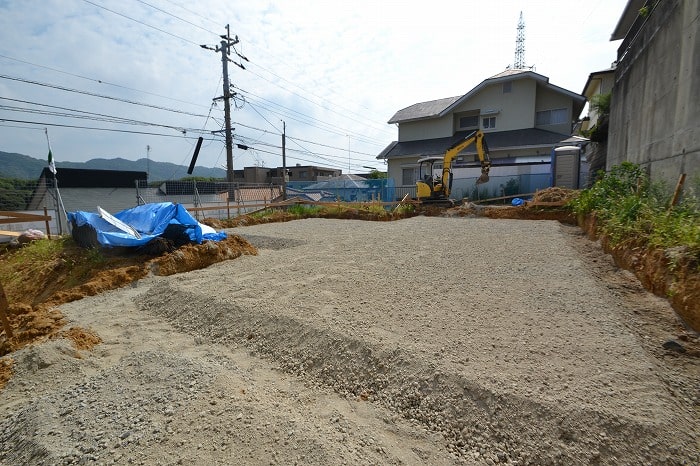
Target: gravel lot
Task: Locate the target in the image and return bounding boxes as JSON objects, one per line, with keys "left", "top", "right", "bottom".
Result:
{"left": 1, "top": 217, "right": 698, "bottom": 465}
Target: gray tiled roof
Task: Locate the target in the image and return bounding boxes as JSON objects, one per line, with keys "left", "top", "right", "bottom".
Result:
{"left": 387, "top": 69, "right": 584, "bottom": 125}
{"left": 387, "top": 96, "right": 461, "bottom": 124}
{"left": 488, "top": 69, "right": 533, "bottom": 79}
{"left": 305, "top": 174, "right": 369, "bottom": 190}
{"left": 377, "top": 129, "right": 573, "bottom": 160}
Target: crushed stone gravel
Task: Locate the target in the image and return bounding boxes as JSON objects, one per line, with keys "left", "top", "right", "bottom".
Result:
{"left": 1, "top": 217, "right": 698, "bottom": 465}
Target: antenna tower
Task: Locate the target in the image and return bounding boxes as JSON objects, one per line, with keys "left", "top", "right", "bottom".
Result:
{"left": 514, "top": 12, "right": 526, "bottom": 69}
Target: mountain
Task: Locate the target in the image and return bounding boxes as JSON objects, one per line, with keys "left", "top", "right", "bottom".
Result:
{"left": 0, "top": 151, "right": 227, "bottom": 181}
{"left": 0, "top": 152, "right": 46, "bottom": 180}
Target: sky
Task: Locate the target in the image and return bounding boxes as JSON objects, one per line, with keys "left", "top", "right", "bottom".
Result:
{"left": 0, "top": 0, "right": 627, "bottom": 176}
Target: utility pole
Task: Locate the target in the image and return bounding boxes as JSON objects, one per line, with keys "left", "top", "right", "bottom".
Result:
{"left": 221, "top": 28, "right": 235, "bottom": 182}
{"left": 282, "top": 120, "right": 287, "bottom": 200}
{"left": 145, "top": 145, "right": 151, "bottom": 180}
{"left": 201, "top": 25, "right": 247, "bottom": 182}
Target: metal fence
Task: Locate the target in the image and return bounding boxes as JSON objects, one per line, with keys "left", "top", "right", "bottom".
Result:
{"left": 285, "top": 179, "right": 394, "bottom": 202}
{"left": 135, "top": 180, "right": 303, "bottom": 220}
{"left": 286, "top": 174, "right": 551, "bottom": 203}
{"left": 0, "top": 172, "right": 556, "bottom": 238}
{"left": 450, "top": 173, "right": 552, "bottom": 202}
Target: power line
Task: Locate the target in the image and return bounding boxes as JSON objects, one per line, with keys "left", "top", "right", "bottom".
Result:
{"left": 231, "top": 119, "right": 379, "bottom": 156}
{"left": 0, "top": 123, "right": 44, "bottom": 130}
{"left": 233, "top": 134, "right": 378, "bottom": 166}
{"left": 286, "top": 135, "right": 378, "bottom": 157}
{"left": 0, "top": 74, "right": 214, "bottom": 119}
{"left": 80, "top": 0, "right": 201, "bottom": 46}
{"left": 1, "top": 3, "right": 391, "bottom": 169}
{"left": 132, "top": 1, "right": 393, "bottom": 142}
{"left": 0, "top": 53, "right": 219, "bottom": 111}
{"left": 0, "top": 97, "right": 212, "bottom": 134}
{"left": 145, "top": 3, "right": 391, "bottom": 127}
{"left": 246, "top": 60, "right": 392, "bottom": 134}
{"left": 161, "top": 0, "right": 221, "bottom": 31}
{"left": 241, "top": 100, "right": 373, "bottom": 167}
{"left": 241, "top": 93, "right": 387, "bottom": 147}
{"left": 134, "top": 0, "right": 219, "bottom": 36}
{"left": 0, "top": 78, "right": 380, "bottom": 165}
{"left": 244, "top": 66, "right": 392, "bottom": 137}
{"left": 0, "top": 118, "right": 218, "bottom": 140}
{"left": 233, "top": 142, "right": 363, "bottom": 171}
{"left": 200, "top": 25, "right": 242, "bottom": 182}
{"left": 3, "top": 6, "right": 391, "bottom": 149}
{"left": 234, "top": 85, "right": 388, "bottom": 146}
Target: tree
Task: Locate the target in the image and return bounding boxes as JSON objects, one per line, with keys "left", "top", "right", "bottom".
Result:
{"left": 586, "top": 92, "right": 611, "bottom": 143}
{"left": 367, "top": 170, "right": 387, "bottom": 179}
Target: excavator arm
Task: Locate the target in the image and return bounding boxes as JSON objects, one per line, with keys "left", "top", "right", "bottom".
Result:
{"left": 443, "top": 130, "right": 491, "bottom": 185}
{"left": 415, "top": 129, "right": 492, "bottom": 203}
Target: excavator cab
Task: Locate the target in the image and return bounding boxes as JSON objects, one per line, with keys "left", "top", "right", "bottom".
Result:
{"left": 416, "top": 157, "right": 448, "bottom": 200}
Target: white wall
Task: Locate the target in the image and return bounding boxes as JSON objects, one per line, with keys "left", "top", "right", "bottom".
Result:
{"left": 452, "top": 79, "right": 537, "bottom": 132}
{"left": 534, "top": 85, "right": 573, "bottom": 135}
{"left": 398, "top": 116, "right": 453, "bottom": 141}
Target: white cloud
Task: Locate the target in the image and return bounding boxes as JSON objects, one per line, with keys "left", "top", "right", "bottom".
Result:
{"left": 0, "top": 0, "right": 626, "bottom": 176}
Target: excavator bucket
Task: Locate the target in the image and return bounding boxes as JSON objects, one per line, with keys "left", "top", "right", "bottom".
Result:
{"left": 476, "top": 172, "right": 490, "bottom": 185}
{"left": 476, "top": 158, "right": 491, "bottom": 185}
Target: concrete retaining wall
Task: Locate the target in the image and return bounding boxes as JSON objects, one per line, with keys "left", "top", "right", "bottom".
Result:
{"left": 607, "top": 0, "right": 700, "bottom": 187}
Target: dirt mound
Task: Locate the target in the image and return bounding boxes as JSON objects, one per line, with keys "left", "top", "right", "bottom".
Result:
{"left": 479, "top": 205, "right": 576, "bottom": 222}
{"left": 441, "top": 188, "right": 577, "bottom": 223}
{"left": 530, "top": 186, "right": 578, "bottom": 203}
{"left": 61, "top": 326, "right": 102, "bottom": 351}
{"left": 0, "top": 235, "right": 257, "bottom": 364}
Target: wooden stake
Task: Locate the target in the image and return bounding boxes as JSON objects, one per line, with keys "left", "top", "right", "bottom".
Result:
{"left": 670, "top": 173, "right": 687, "bottom": 208}
{"left": 44, "top": 206, "right": 52, "bottom": 239}
{"left": 393, "top": 193, "right": 410, "bottom": 212}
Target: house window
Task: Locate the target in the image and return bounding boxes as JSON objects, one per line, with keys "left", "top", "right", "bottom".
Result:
{"left": 402, "top": 168, "right": 415, "bottom": 185}
{"left": 502, "top": 81, "right": 512, "bottom": 93}
{"left": 299, "top": 170, "right": 308, "bottom": 178}
{"left": 482, "top": 116, "right": 496, "bottom": 129}
{"left": 536, "top": 108, "right": 568, "bottom": 125}
{"left": 458, "top": 115, "right": 479, "bottom": 129}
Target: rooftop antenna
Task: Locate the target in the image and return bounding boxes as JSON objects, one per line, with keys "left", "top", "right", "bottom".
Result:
{"left": 514, "top": 12, "right": 526, "bottom": 69}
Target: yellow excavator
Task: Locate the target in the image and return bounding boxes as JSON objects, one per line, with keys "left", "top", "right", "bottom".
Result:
{"left": 415, "top": 129, "right": 491, "bottom": 204}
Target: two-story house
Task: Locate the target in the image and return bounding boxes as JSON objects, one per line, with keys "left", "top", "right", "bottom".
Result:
{"left": 579, "top": 66, "right": 616, "bottom": 185}
{"left": 378, "top": 69, "right": 586, "bottom": 199}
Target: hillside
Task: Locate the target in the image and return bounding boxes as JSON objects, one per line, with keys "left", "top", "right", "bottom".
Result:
{"left": 0, "top": 151, "right": 226, "bottom": 181}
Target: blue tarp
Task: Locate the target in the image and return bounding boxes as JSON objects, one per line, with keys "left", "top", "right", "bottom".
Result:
{"left": 68, "top": 202, "right": 226, "bottom": 248}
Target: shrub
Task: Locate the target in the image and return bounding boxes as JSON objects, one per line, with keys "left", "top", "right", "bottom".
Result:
{"left": 287, "top": 204, "right": 322, "bottom": 217}
{"left": 248, "top": 208, "right": 275, "bottom": 219}
{"left": 568, "top": 163, "right": 699, "bottom": 254}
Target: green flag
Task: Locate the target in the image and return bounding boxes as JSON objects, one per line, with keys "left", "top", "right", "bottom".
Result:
{"left": 48, "top": 149, "right": 56, "bottom": 174}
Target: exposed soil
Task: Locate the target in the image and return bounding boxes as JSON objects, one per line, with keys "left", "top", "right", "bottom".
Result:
{"left": 0, "top": 189, "right": 698, "bottom": 464}
{"left": 0, "top": 235, "right": 257, "bottom": 359}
